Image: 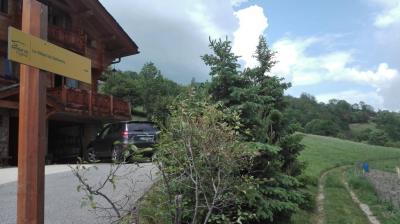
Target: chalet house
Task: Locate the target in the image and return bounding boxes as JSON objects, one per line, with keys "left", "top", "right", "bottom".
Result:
{"left": 0, "top": 0, "right": 139, "bottom": 165}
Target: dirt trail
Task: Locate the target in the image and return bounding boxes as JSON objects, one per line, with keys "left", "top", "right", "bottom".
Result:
{"left": 315, "top": 170, "right": 329, "bottom": 224}
{"left": 314, "top": 165, "right": 380, "bottom": 224}
{"left": 341, "top": 170, "right": 381, "bottom": 224}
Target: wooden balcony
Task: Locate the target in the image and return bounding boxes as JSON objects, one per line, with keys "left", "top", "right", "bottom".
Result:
{"left": 47, "top": 87, "right": 131, "bottom": 120}
{"left": 48, "top": 25, "right": 86, "bottom": 54}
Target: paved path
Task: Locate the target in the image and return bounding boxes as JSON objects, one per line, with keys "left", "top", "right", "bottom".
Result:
{"left": 0, "top": 163, "right": 157, "bottom": 224}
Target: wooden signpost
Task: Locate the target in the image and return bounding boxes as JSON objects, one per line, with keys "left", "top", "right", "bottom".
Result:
{"left": 8, "top": 0, "right": 91, "bottom": 223}
{"left": 16, "top": 1, "right": 47, "bottom": 223}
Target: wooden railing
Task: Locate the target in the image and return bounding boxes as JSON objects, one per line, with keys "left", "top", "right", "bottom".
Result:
{"left": 47, "top": 87, "right": 131, "bottom": 119}
{"left": 48, "top": 25, "right": 86, "bottom": 54}
{"left": 92, "top": 93, "right": 111, "bottom": 116}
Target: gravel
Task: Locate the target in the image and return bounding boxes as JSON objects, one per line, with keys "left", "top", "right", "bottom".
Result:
{"left": 365, "top": 169, "right": 400, "bottom": 209}
{"left": 0, "top": 163, "right": 157, "bottom": 224}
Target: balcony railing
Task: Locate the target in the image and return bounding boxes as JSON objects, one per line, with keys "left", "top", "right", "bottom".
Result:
{"left": 47, "top": 87, "right": 131, "bottom": 119}
{"left": 48, "top": 26, "right": 86, "bottom": 54}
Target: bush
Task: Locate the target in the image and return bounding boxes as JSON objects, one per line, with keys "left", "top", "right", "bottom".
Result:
{"left": 151, "top": 95, "right": 245, "bottom": 224}
{"left": 305, "top": 119, "right": 340, "bottom": 136}
{"left": 368, "top": 130, "right": 389, "bottom": 146}
{"left": 140, "top": 94, "right": 307, "bottom": 224}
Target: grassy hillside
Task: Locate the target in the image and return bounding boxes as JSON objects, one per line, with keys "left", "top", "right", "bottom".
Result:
{"left": 292, "top": 134, "right": 400, "bottom": 224}
{"left": 349, "top": 122, "right": 378, "bottom": 135}
{"left": 299, "top": 134, "right": 400, "bottom": 179}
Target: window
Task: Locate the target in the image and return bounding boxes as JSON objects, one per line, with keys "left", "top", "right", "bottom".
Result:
{"left": 128, "top": 123, "right": 157, "bottom": 132}
{"left": 65, "top": 78, "right": 79, "bottom": 89}
{"left": 48, "top": 7, "right": 71, "bottom": 29}
{"left": 0, "top": 56, "right": 17, "bottom": 79}
{"left": 110, "top": 124, "right": 123, "bottom": 133}
{"left": 0, "top": 0, "right": 8, "bottom": 14}
{"left": 86, "top": 36, "right": 97, "bottom": 49}
{"left": 1, "top": 58, "right": 13, "bottom": 79}
{"left": 54, "top": 75, "right": 63, "bottom": 88}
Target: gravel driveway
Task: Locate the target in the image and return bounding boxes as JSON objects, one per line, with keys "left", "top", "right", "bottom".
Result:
{"left": 0, "top": 163, "right": 157, "bottom": 224}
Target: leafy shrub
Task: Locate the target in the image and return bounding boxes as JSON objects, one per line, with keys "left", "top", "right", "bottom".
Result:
{"left": 140, "top": 94, "right": 307, "bottom": 224}
{"left": 305, "top": 119, "right": 340, "bottom": 136}
{"left": 140, "top": 35, "right": 309, "bottom": 223}
{"left": 368, "top": 130, "right": 389, "bottom": 146}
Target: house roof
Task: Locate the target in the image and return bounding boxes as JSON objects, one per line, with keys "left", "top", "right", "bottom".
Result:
{"left": 43, "top": 0, "right": 139, "bottom": 59}
{"left": 83, "top": 0, "right": 139, "bottom": 58}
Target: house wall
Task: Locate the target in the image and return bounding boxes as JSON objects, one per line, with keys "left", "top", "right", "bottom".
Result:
{"left": 47, "top": 123, "right": 82, "bottom": 161}
{"left": 0, "top": 109, "right": 9, "bottom": 159}
{"left": 47, "top": 121, "right": 101, "bottom": 162}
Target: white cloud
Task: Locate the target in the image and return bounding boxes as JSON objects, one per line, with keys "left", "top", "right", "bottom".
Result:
{"left": 271, "top": 36, "right": 400, "bottom": 110}
{"left": 232, "top": 5, "right": 268, "bottom": 68}
{"left": 380, "top": 76, "right": 400, "bottom": 111}
{"left": 271, "top": 37, "right": 399, "bottom": 88}
{"left": 316, "top": 90, "right": 384, "bottom": 110}
{"left": 230, "top": 0, "right": 249, "bottom": 7}
{"left": 372, "top": 0, "right": 400, "bottom": 28}
{"left": 99, "top": 0, "right": 239, "bottom": 83}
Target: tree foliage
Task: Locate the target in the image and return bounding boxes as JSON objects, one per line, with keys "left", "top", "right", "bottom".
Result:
{"left": 374, "top": 111, "right": 400, "bottom": 141}
{"left": 154, "top": 95, "right": 244, "bottom": 223}
{"left": 202, "top": 36, "right": 291, "bottom": 143}
{"left": 100, "top": 62, "right": 183, "bottom": 122}
{"left": 141, "top": 36, "right": 308, "bottom": 224}
{"left": 304, "top": 119, "right": 340, "bottom": 136}
{"left": 284, "top": 94, "right": 376, "bottom": 137}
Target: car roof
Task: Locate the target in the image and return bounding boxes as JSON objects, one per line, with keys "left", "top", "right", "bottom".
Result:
{"left": 105, "top": 121, "right": 156, "bottom": 126}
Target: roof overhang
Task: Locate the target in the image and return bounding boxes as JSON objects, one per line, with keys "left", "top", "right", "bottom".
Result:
{"left": 40, "top": 0, "right": 139, "bottom": 59}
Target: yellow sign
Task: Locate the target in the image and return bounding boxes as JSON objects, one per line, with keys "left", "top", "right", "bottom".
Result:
{"left": 8, "top": 26, "right": 91, "bottom": 84}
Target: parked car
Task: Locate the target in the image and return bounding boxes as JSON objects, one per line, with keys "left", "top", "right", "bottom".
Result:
{"left": 87, "top": 121, "right": 159, "bottom": 161}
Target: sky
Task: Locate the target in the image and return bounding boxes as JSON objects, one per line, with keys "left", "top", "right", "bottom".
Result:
{"left": 99, "top": 0, "right": 400, "bottom": 111}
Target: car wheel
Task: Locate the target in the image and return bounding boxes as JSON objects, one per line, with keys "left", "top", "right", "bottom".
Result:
{"left": 87, "top": 147, "right": 96, "bottom": 163}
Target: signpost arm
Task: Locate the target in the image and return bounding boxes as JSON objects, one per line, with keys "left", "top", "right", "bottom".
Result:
{"left": 17, "top": 0, "right": 48, "bottom": 223}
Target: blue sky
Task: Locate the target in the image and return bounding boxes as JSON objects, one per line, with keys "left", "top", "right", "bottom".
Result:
{"left": 100, "top": 0, "right": 400, "bottom": 111}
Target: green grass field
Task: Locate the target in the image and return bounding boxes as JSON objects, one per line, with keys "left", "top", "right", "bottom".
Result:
{"left": 324, "top": 168, "right": 369, "bottom": 224}
{"left": 292, "top": 134, "right": 400, "bottom": 224}
{"left": 349, "top": 122, "right": 378, "bottom": 135}
{"left": 299, "top": 134, "right": 400, "bottom": 180}
{"left": 369, "top": 158, "right": 400, "bottom": 173}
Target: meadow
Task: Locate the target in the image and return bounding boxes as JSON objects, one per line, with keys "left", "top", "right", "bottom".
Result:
{"left": 293, "top": 134, "right": 400, "bottom": 224}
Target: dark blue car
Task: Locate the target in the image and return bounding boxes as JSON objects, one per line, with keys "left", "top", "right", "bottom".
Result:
{"left": 87, "top": 121, "right": 159, "bottom": 161}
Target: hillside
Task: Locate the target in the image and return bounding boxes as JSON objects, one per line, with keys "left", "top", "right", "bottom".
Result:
{"left": 349, "top": 122, "right": 378, "bottom": 135}
{"left": 293, "top": 134, "right": 400, "bottom": 224}
{"left": 299, "top": 134, "right": 400, "bottom": 179}
{"left": 285, "top": 94, "right": 400, "bottom": 148}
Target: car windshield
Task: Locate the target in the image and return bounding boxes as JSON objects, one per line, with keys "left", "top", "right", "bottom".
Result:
{"left": 128, "top": 123, "right": 157, "bottom": 132}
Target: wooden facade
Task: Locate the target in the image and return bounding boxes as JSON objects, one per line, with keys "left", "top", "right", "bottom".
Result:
{"left": 0, "top": 0, "right": 138, "bottom": 120}
{"left": 0, "top": 0, "right": 139, "bottom": 164}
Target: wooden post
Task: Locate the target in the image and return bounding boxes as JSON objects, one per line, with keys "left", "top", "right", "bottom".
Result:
{"left": 89, "top": 90, "right": 93, "bottom": 116}
{"left": 17, "top": 0, "right": 48, "bottom": 224}
{"left": 110, "top": 95, "right": 114, "bottom": 116}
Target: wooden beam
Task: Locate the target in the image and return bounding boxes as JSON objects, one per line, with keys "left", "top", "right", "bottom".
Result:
{"left": 76, "top": 9, "right": 94, "bottom": 18}
{"left": 0, "top": 77, "right": 17, "bottom": 85}
{"left": 0, "top": 100, "right": 19, "bottom": 109}
{"left": 0, "top": 88, "right": 19, "bottom": 99}
{"left": 17, "top": 1, "right": 47, "bottom": 224}
{"left": 37, "top": 0, "right": 70, "bottom": 13}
